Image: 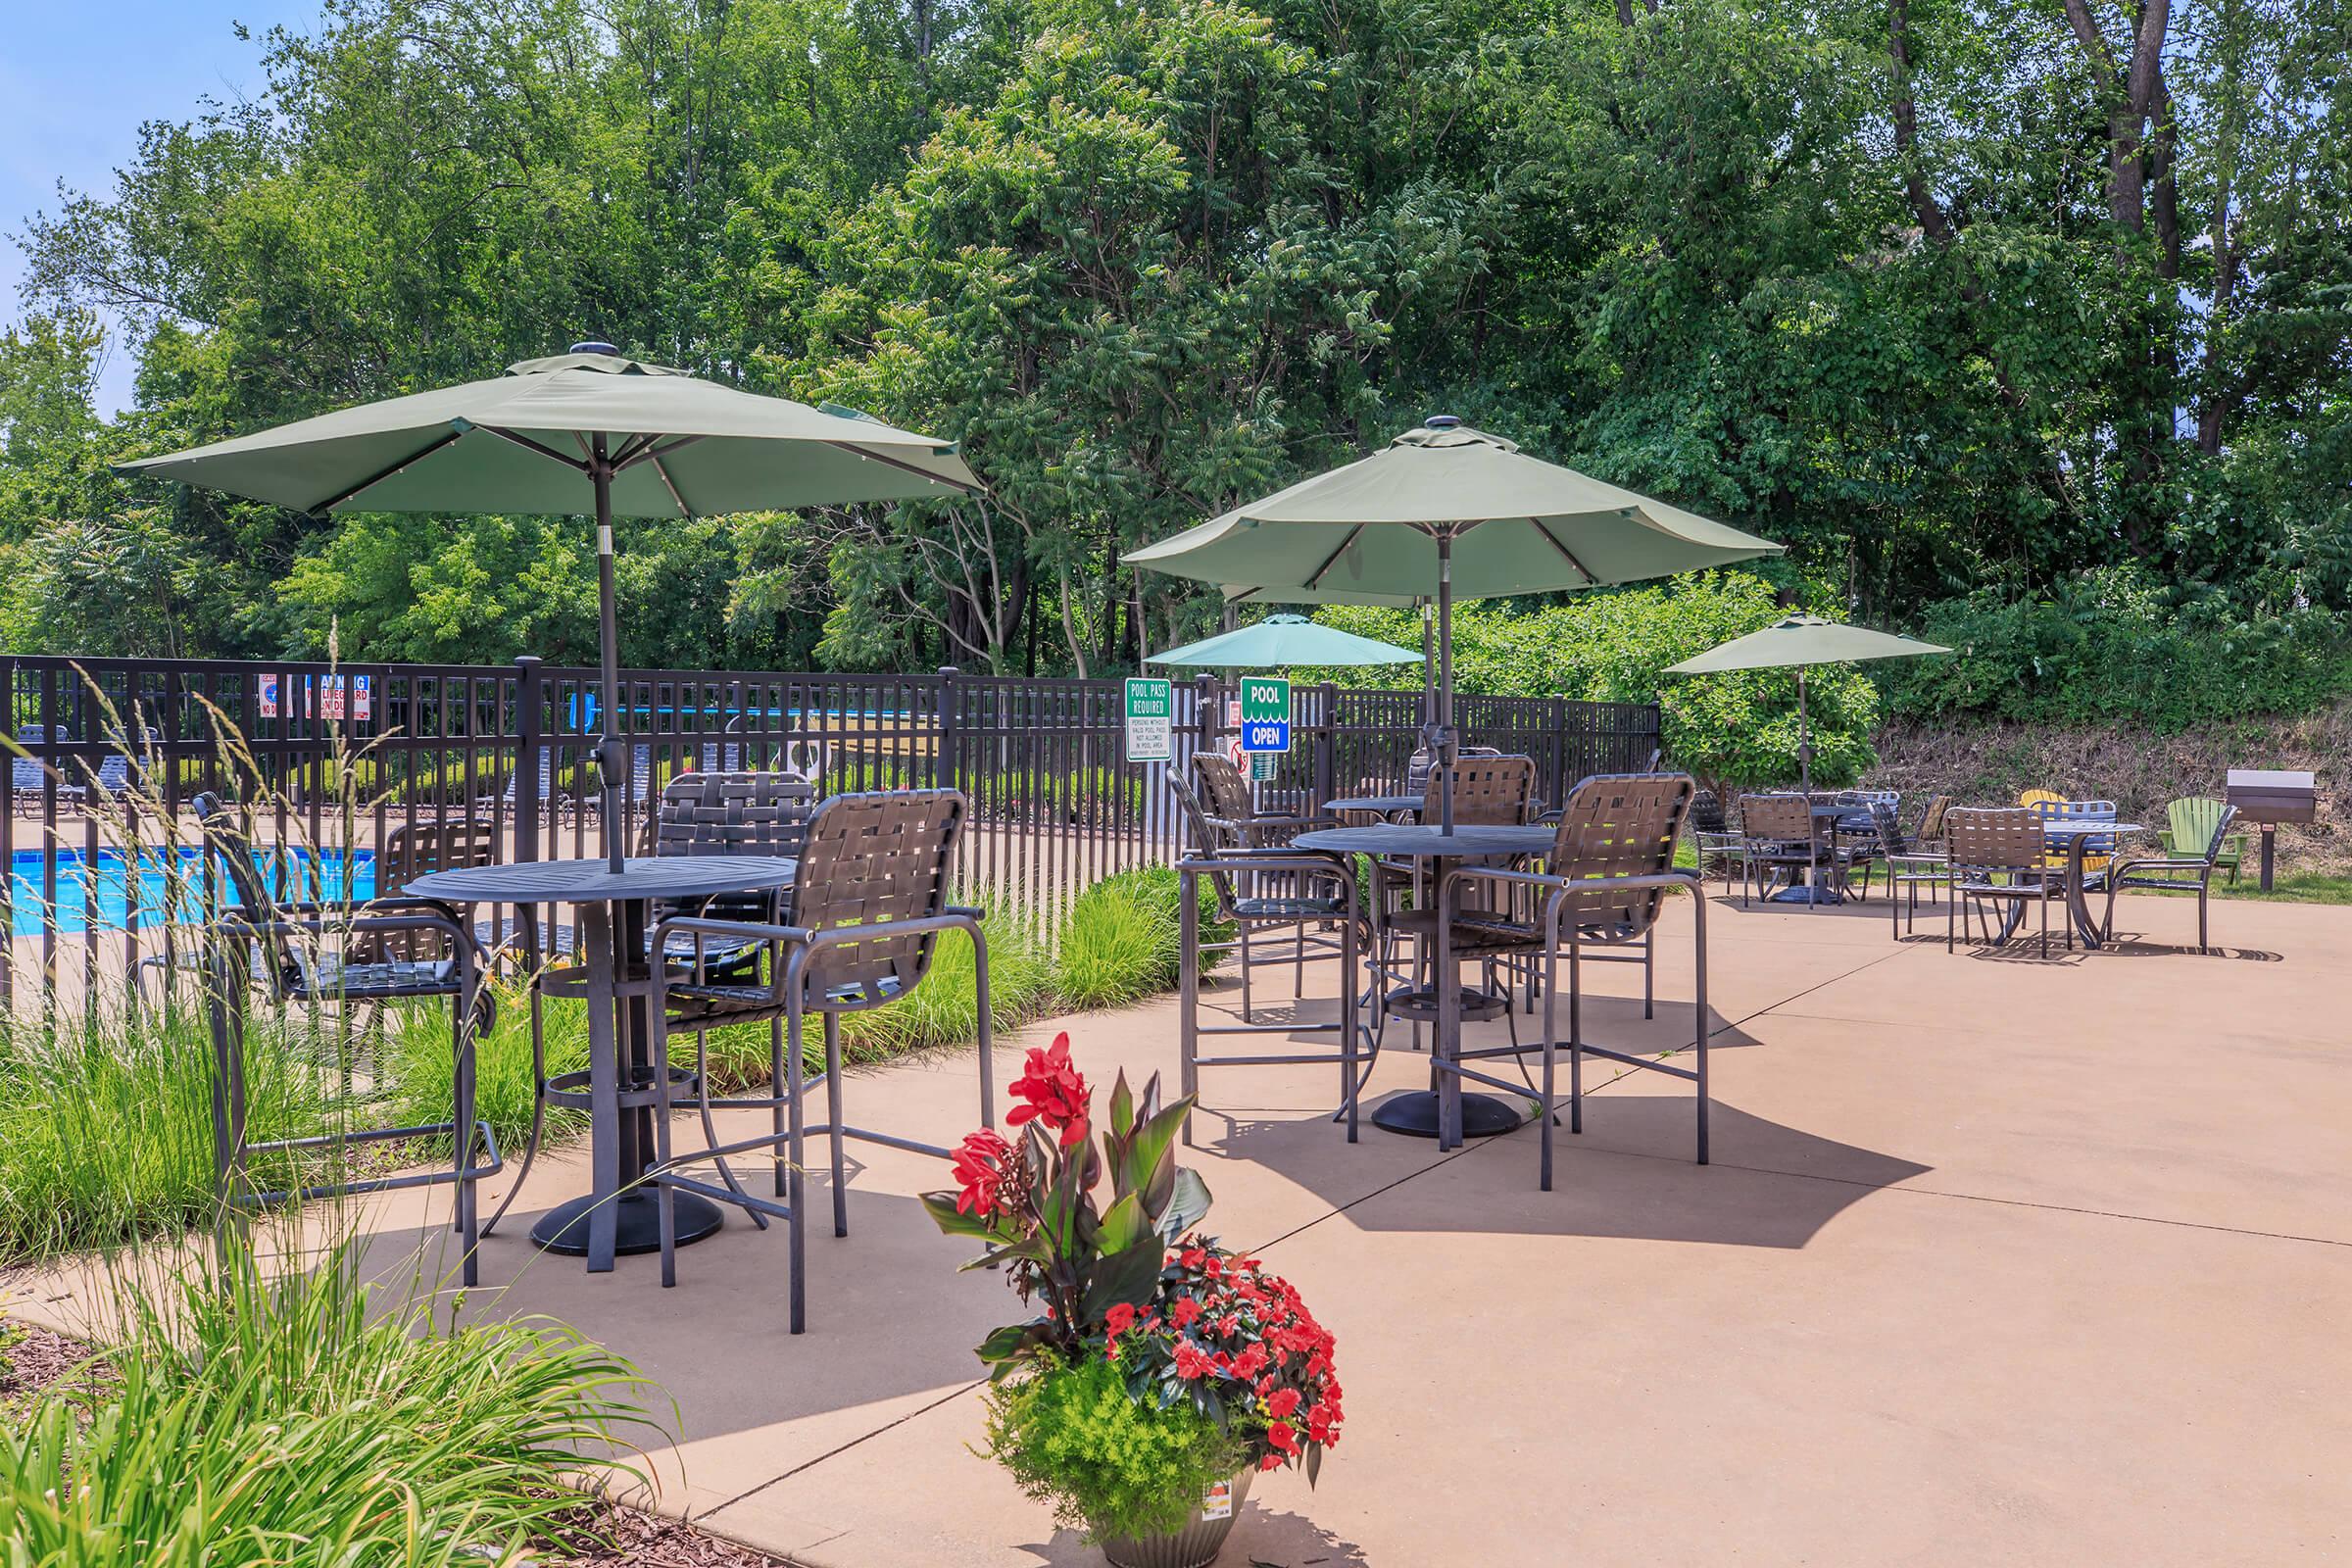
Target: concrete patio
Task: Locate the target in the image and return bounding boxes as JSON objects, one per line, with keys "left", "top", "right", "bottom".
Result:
{"left": 20, "top": 886, "right": 2350, "bottom": 1565}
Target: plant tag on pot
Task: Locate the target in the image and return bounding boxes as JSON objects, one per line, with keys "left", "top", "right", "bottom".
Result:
{"left": 1200, "top": 1480, "right": 1234, "bottom": 1521}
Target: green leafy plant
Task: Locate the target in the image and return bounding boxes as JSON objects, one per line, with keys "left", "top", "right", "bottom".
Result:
{"left": 1054, "top": 865, "right": 1231, "bottom": 1009}
{"left": 982, "top": 1354, "right": 1247, "bottom": 1542}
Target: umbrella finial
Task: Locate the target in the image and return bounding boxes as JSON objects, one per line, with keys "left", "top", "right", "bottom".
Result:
{"left": 1424, "top": 414, "right": 1462, "bottom": 429}
{"left": 569, "top": 339, "right": 620, "bottom": 356}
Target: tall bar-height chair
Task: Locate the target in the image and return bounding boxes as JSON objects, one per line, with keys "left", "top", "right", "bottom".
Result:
{"left": 193, "top": 794, "right": 501, "bottom": 1285}
{"left": 1169, "top": 776, "right": 1368, "bottom": 1144}
{"left": 1944, "top": 807, "right": 2065, "bottom": 956}
{"left": 1190, "top": 751, "right": 1341, "bottom": 1018}
{"left": 1438, "top": 772, "right": 1703, "bottom": 1190}
{"left": 645, "top": 789, "right": 988, "bottom": 1334}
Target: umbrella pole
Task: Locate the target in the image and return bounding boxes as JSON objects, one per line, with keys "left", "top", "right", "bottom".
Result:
{"left": 1437, "top": 535, "right": 1455, "bottom": 835}
{"left": 593, "top": 435, "right": 626, "bottom": 874}
{"left": 1796, "top": 666, "right": 1812, "bottom": 796}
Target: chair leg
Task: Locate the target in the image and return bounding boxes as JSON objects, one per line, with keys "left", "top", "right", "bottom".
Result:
{"left": 787, "top": 1000, "right": 808, "bottom": 1335}
{"left": 1540, "top": 942, "right": 1557, "bottom": 1192}
{"left": 1642, "top": 928, "right": 1654, "bottom": 1020}
{"left": 484, "top": 984, "right": 548, "bottom": 1240}
{"left": 452, "top": 970, "right": 478, "bottom": 1288}
{"left": 1340, "top": 919, "right": 1359, "bottom": 1144}
{"left": 2198, "top": 883, "right": 2210, "bottom": 954}
{"left": 1567, "top": 936, "right": 1584, "bottom": 1136}
{"left": 1239, "top": 922, "right": 1254, "bottom": 1023}
{"left": 771, "top": 1017, "right": 788, "bottom": 1196}
{"left": 825, "top": 1012, "right": 848, "bottom": 1239}
{"left": 1179, "top": 874, "right": 1200, "bottom": 1147}
{"left": 654, "top": 999, "right": 679, "bottom": 1288}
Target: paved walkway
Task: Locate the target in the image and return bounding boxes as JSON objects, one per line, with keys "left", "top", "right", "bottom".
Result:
{"left": 24, "top": 887, "right": 2351, "bottom": 1564}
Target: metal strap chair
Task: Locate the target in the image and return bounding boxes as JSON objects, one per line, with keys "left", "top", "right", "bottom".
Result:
{"left": 645, "top": 789, "right": 988, "bottom": 1334}
{"left": 1189, "top": 752, "right": 1342, "bottom": 1019}
{"left": 1688, "top": 789, "right": 1746, "bottom": 897}
{"left": 1169, "top": 775, "right": 1369, "bottom": 1142}
{"left": 1869, "top": 799, "right": 1946, "bottom": 938}
{"left": 1944, "top": 808, "right": 2065, "bottom": 956}
{"left": 1736, "top": 793, "right": 1819, "bottom": 906}
{"left": 193, "top": 794, "right": 501, "bottom": 1285}
{"left": 1438, "top": 772, "right": 1705, "bottom": 1189}
{"left": 2103, "top": 802, "right": 2238, "bottom": 954}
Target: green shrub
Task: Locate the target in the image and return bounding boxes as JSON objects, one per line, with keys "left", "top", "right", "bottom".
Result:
{"left": 983, "top": 1354, "right": 1248, "bottom": 1542}
{"left": 0, "top": 1005, "right": 329, "bottom": 1261}
{"left": 0, "top": 1237, "right": 652, "bottom": 1567}
{"left": 1880, "top": 571, "right": 2352, "bottom": 730}
{"left": 1054, "top": 865, "right": 1231, "bottom": 1010}
{"left": 1302, "top": 571, "right": 1881, "bottom": 791}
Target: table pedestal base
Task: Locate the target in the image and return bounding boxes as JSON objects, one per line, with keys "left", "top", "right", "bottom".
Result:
{"left": 1769, "top": 883, "right": 1843, "bottom": 906}
{"left": 1372, "top": 1090, "right": 1525, "bottom": 1140}
{"left": 531, "top": 1189, "right": 725, "bottom": 1256}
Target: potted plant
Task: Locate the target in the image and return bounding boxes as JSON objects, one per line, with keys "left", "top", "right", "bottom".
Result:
{"left": 924, "top": 1034, "right": 1343, "bottom": 1567}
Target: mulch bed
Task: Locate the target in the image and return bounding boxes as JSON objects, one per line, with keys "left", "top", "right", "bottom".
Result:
{"left": 0, "top": 1315, "right": 789, "bottom": 1567}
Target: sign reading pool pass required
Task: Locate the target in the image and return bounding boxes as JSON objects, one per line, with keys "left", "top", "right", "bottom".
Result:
{"left": 1123, "top": 676, "right": 1173, "bottom": 763}
{"left": 1237, "top": 675, "right": 1291, "bottom": 755}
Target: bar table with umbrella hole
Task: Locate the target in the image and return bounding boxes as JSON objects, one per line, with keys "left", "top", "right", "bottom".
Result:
{"left": 119, "top": 343, "right": 978, "bottom": 1269}
{"left": 1130, "top": 416, "right": 1782, "bottom": 1148}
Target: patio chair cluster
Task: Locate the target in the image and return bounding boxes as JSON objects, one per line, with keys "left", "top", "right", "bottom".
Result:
{"left": 1696, "top": 785, "right": 2243, "bottom": 956}
{"left": 1172, "top": 750, "right": 1710, "bottom": 1190}
{"left": 9, "top": 726, "right": 155, "bottom": 816}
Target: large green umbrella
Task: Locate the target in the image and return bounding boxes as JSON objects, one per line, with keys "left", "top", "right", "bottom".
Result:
{"left": 1130, "top": 417, "right": 1783, "bottom": 827}
{"left": 1664, "top": 614, "right": 1949, "bottom": 794}
{"left": 1149, "top": 612, "right": 1422, "bottom": 667}
{"left": 120, "top": 344, "right": 979, "bottom": 868}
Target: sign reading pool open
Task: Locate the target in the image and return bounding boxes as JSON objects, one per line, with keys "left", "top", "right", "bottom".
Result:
{"left": 1238, "top": 675, "right": 1291, "bottom": 755}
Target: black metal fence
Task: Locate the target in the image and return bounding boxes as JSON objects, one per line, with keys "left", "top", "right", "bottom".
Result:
{"left": 0, "top": 653, "right": 1658, "bottom": 1004}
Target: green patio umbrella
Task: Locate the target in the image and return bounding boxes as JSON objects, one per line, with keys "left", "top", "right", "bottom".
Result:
{"left": 119, "top": 344, "right": 979, "bottom": 869}
{"left": 1129, "top": 417, "right": 1783, "bottom": 827}
{"left": 1664, "top": 614, "right": 1949, "bottom": 794}
{"left": 1149, "top": 612, "right": 1422, "bottom": 667}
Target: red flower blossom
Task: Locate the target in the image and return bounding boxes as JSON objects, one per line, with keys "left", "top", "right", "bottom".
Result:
{"left": 1259, "top": 1452, "right": 1283, "bottom": 1472}
{"left": 1005, "top": 1033, "right": 1090, "bottom": 1147}
{"left": 1174, "top": 1342, "right": 1213, "bottom": 1380}
{"left": 1170, "top": 1297, "right": 1202, "bottom": 1329}
{"left": 1265, "top": 1388, "right": 1301, "bottom": 1420}
{"left": 1267, "top": 1420, "right": 1299, "bottom": 1454}
{"left": 1179, "top": 1247, "right": 1207, "bottom": 1270}
{"left": 1103, "top": 1302, "right": 1136, "bottom": 1337}
{"left": 949, "top": 1129, "right": 1020, "bottom": 1217}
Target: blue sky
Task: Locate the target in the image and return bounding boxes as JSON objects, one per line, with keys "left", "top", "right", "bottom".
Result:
{"left": 2, "top": 3, "right": 317, "bottom": 416}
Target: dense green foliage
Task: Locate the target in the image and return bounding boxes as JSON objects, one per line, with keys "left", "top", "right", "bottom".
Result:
{"left": 1, "top": 1237, "right": 651, "bottom": 1566}
{"left": 1307, "top": 572, "right": 1882, "bottom": 789}
{"left": 1054, "top": 865, "right": 1232, "bottom": 1008}
{"left": 1, "top": 0, "right": 2347, "bottom": 720}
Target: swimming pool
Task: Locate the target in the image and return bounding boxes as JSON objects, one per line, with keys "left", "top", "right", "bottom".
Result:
{"left": 8, "top": 847, "right": 378, "bottom": 936}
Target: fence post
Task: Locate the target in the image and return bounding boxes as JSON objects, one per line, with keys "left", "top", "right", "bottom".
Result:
{"left": 513, "top": 656, "right": 543, "bottom": 862}
{"left": 1315, "top": 681, "right": 1337, "bottom": 809}
{"left": 935, "top": 665, "right": 960, "bottom": 793}
{"left": 1550, "top": 696, "right": 1569, "bottom": 810}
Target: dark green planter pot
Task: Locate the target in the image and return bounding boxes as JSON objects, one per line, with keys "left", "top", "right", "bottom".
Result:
{"left": 1099, "top": 1466, "right": 1256, "bottom": 1568}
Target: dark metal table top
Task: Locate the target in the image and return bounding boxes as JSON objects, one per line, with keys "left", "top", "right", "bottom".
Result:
{"left": 405, "top": 856, "right": 799, "bottom": 906}
{"left": 1322, "top": 795, "right": 1425, "bottom": 816}
{"left": 1294, "top": 824, "right": 1554, "bottom": 858}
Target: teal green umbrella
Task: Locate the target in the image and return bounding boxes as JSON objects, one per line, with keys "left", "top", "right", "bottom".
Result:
{"left": 1131, "top": 417, "right": 1783, "bottom": 827}
{"left": 1665, "top": 614, "right": 1949, "bottom": 793}
{"left": 1150, "top": 613, "right": 1422, "bottom": 668}
{"left": 119, "top": 344, "right": 978, "bottom": 869}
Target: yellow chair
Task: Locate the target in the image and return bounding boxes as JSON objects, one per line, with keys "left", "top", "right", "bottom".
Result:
{"left": 2020, "top": 789, "right": 2109, "bottom": 875}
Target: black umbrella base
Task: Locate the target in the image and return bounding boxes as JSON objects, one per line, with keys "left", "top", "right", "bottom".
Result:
{"left": 1769, "top": 883, "right": 1844, "bottom": 906}
{"left": 1372, "top": 1090, "right": 1526, "bottom": 1140}
{"left": 531, "top": 1189, "right": 724, "bottom": 1256}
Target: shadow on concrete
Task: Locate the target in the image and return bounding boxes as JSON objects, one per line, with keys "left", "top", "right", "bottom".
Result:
{"left": 1211, "top": 1094, "right": 1931, "bottom": 1251}
{"left": 1019, "top": 1507, "right": 1370, "bottom": 1568}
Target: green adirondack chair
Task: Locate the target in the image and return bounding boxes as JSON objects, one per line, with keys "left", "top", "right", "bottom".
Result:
{"left": 2162, "top": 797, "right": 2246, "bottom": 884}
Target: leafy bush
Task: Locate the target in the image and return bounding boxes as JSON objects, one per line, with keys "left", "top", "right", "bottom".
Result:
{"left": 1054, "top": 865, "right": 1231, "bottom": 1010}
{"left": 983, "top": 1354, "right": 1248, "bottom": 1542}
{"left": 1880, "top": 570, "right": 2352, "bottom": 731}
{"left": 0, "top": 1005, "right": 327, "bottom": 1261}
{"left": 0, "top": 1237, "right": 652, "bottom": 1567}
{"left": 1303, "top": 571, "right": 1881, "bottom": 792}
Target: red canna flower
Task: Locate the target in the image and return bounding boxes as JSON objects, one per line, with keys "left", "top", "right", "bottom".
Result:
{"left": 1005, "top": 1033, "right": 1090, "bottom": 1147}
{"left": 949, "top": 1128, "right": 1020, "bottom": 1218}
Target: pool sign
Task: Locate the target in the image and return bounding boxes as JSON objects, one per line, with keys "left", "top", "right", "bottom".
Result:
{"left": 1123, "top": 676, "right": 1173, "bottom": 763}
{"left": 1237, "top": 675, "right": 1291, "bottom": 755}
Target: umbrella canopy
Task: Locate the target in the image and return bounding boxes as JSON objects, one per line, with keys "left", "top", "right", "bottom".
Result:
{"left": 1131, "top": 417, "right": 1783, "bottom": 829}
{"left": 120, "top": 348, "right": 974, "bottom": 514}
{"left": 1665, "top": 614, "right": 1950, "bottom": 793}
{"left": 119, "top": 344, "right": 979, "bottom": 869}
{"left": 1150, "top": 613, "right": 1421, "bottom": 668}
{"left": 1664, "top": 614, "right": 1949, "bottom": 675}
{"left": 1131, "top": 421, "right": 1781, "bottom": 600}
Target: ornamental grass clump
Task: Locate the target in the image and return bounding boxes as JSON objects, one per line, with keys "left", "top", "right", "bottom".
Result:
{"left": 925, "top": 1033, "right": 1344, "bottom": 1543}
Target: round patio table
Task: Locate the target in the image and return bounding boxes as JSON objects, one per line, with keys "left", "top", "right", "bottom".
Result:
{"left": 406, "top": 856, "right": 799, "bottom": 1271}
{"left": 1293, "top": 822, "right": 1555, "bottom": 1147}
{"left": 2010, "top": 821, "right": 2140, "bottom": 951}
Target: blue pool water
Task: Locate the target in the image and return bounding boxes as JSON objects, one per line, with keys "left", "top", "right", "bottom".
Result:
{"left": 9, "top": 848, "right": 378, "bottom": 936}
